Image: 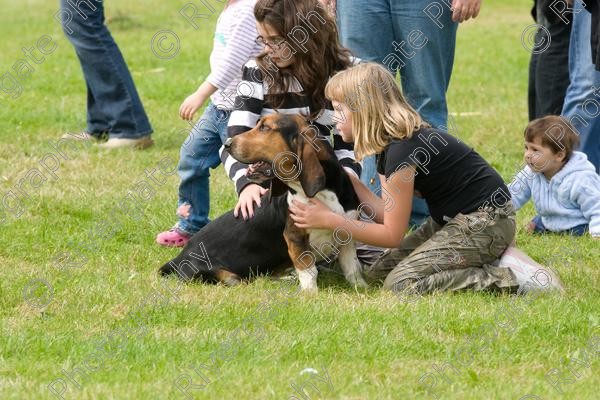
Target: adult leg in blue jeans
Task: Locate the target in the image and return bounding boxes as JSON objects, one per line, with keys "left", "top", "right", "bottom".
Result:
{"left": 562, "top": 0, "right": 600, "bottom": 173}
{"left": 336, "top": 0, "right": 457, "bottom": 227}
{"left": 59, "top": 1, "right": 153, "bottom": 147}
{"left": 156, "top": 103, "right": 230, "bottom": 247}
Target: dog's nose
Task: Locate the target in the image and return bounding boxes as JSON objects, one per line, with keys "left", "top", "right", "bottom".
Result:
{"left": 224, "top": 137, "right": 232, "bottom": 149}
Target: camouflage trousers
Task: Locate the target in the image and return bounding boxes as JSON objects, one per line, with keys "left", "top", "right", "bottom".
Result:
{"left": 365, "top": 204, "right": 520, "bottom": 295}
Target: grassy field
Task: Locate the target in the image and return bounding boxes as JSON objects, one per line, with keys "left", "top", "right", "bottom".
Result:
{"left": 1, "top": 1, "right": 599, "bottom": 399}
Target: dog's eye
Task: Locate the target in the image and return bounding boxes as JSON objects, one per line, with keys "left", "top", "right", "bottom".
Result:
{"left": 259, "top": 124, "right": 270, "bottom": 132}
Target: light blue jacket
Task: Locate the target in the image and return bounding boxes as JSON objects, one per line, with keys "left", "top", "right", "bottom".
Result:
{"left": 508, "top": 151, "right": 600, "bottom": 237}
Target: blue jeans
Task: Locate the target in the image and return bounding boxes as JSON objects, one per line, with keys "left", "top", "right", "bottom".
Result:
{"left": 176, "top": 103, "right": 230, "bottom": 235}
{"left": 59, "top": 0, "right": 152, "bottom": 138}
{"left": 337, "top": 0, "right": 457, "bottom": 226}
{"left": 562, "top": 0, "right": 600, "bottom": 173}
{"left": 531, "top": 215, "right": 588, "bottom": 236}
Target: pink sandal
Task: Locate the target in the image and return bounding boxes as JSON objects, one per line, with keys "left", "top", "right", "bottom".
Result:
{"left": 156, "top": 228, "right": 191, "bottom": 247}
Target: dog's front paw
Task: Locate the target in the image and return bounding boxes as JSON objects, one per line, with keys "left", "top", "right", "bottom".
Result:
{"left": 299, "top": 286, "right": 319, "bottom": 294}
{"left": 297, "top": 266, "right": 318, "bottom": 292}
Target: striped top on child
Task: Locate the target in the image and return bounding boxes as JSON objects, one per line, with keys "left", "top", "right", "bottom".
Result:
{"left": 207, "top": 0, "right": 263, "bottom": 110}
{"left": 220, "top": 58, "right": 362, "bottom": 194}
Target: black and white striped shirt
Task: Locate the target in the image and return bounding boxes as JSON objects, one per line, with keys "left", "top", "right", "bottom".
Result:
{"left": 219, "top": 59, "right": 361, "bottom": 194}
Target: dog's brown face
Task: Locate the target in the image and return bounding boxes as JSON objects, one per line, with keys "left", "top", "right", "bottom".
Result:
{"left": 226, "top": 114, "right": 327, "bottom": 197}
{"left": 227, "top": 114, "right": 305, "bottom": 166}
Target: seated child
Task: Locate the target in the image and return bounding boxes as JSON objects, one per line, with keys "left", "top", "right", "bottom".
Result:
{"left": 508, "top": 115, "right": 600, "bottom": 238}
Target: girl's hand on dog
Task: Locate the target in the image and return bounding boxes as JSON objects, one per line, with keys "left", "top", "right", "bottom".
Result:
{"left": 290, "top": 199, "right": 341, "bottom": 230}
{"left": 235, "top": 184, "right": 268, "bottom": 220}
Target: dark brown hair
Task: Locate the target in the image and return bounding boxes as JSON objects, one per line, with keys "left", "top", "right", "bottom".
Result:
{"left": 254, "top": 0, "right": 353, "bottom": 117}
{"left": 524, "top": 115, "right": 580, "bottom": 160}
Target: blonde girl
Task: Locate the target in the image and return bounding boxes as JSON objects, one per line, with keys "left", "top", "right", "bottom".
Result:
{"left": 290, "top": 62, "right": 520, "bottom": 294}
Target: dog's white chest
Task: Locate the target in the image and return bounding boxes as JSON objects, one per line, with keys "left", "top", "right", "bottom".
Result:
{"left": 286, "top": 182, "right": 367, "bottom": 290}
{"left": 287, "top": 184, "right": 357, "bottom": 261}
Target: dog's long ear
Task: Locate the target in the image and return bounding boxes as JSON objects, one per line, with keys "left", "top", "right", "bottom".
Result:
{"left": 296, "top": 133, "right": 326, "bottom": 197}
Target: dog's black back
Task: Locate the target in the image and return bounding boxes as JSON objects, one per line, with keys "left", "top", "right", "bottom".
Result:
{"left": 159, "top": 194, "right": 291, "bottom": 282}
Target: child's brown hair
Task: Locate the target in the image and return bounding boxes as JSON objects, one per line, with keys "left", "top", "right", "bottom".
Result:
{"left": 254, "top": 0, "right": 353, "bottom": 116}
{"left": 525, "top": 115, "right": 580, "bottom": 160}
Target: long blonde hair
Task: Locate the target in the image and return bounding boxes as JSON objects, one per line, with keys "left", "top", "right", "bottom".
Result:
{"left": 325, "top": 63, "right": 428, "bottom": 160}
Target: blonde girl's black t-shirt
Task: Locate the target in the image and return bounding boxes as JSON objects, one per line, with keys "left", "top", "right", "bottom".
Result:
{"left": 376, "top": 127, "right": 509, "bottom": 225}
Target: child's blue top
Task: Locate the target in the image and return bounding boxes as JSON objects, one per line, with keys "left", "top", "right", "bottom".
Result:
{"left": 509, "top": 151, "right": 600, "bottom": 237}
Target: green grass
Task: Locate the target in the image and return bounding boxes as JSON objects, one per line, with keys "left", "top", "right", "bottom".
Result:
{"left": 1, "top": 1, "right": 599, "bottom": 399}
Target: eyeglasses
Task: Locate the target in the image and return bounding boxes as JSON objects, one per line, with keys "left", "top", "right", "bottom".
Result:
{"left": 255, "top": 35, "right": 287, "bottom": 50}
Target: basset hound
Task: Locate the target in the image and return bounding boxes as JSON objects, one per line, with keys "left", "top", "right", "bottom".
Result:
{"left": 159, "top": 114, "right": 367, "bottom": 291}
{"left": 225, "top": 114, "right": 367, "bottom": 291}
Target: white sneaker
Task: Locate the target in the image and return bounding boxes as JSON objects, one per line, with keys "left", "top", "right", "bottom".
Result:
{"left": 60, "top": 131, "right": 102, "bottom": 141}
{"left": 497, "top": 246, "right": 565, "bottom": 294}
{"left": 97, "top": 136, "right": 154, "bottom": 150}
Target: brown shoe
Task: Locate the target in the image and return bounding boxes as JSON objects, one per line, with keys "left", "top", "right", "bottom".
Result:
{"left": 97, "top": 136, "right": 154, "bottom": 150}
